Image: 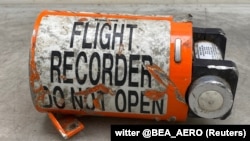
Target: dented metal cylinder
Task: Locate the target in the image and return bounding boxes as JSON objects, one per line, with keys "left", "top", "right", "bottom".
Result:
{"left": 188, "top": 75, "right": 233, "bottom": 119}
{"left": 30, "top": 10, "right": 193, "bottom": 121}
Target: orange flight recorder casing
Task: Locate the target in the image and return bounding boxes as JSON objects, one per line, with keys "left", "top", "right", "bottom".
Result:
{"left": 29, "top": 10, "right": 238, "bottom": 139}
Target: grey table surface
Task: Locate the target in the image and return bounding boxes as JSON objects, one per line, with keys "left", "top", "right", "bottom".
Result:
{"left": 0, "top": 3, "right": 249, "bottom": 141}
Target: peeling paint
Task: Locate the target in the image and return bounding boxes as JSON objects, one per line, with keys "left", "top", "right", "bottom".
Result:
{"left": 78, "top": 17, "right": 88, "bottom": 22}
{"left": 174, "top": 90, "right": 186, "bottom": 103}
{"left": 144, "top": 90, "right": 165, "bottom": 101}
{"left": 117, "top": 43, "right": 125, "bottom": 56}
{"left": 65, "top": 120, "right": 79, "bottom": 131}
{"left": 60, "top": 75, "right": 67, "bottom": 81}
{"left": 167, "top": 116, "right": 176, "bottom": 122}
{"left": 34, "top": 80, "right": 41, "bottom": 90}
{"left": 75, "top": 84, "right": 115, "bottom": 96}
{"left": 145, "top": 64, "right": 186, "bottom": 103}
{"left": 31, "top": 12, "right": 171, "bottom": 116}
{"left": 93, "top": 95, "right": 103, "bottom": 111}
{"left": 145, "top": 64, "right": 168, "bottom": 87}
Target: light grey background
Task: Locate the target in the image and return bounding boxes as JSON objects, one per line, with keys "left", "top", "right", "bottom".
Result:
{"left": 1, "top": 0, "right": 250, "bottom": 4}
{"left": 0, "top": 3, "right": 249, "bottom": 141}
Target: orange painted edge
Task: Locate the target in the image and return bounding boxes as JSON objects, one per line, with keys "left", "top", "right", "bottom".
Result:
{"left": 167, "top": 22, "right": 193, "bottom": 121}
{"left": 48, "top": 112, "right": 84, "bottom": 139}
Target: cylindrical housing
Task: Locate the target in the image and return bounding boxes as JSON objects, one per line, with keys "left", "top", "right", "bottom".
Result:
{"left": 29, "top": 10, "right": 193, "bottom": 121}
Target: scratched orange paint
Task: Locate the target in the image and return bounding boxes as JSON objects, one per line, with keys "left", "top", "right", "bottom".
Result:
{"left": 30, "top": 10, "right": 192, "bottom": 122}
